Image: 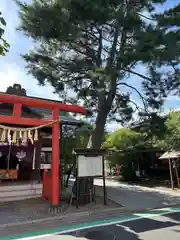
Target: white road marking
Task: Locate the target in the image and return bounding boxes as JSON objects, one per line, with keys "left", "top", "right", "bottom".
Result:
{"left": 14, "top": 207, "right": 180, "bottom": 240}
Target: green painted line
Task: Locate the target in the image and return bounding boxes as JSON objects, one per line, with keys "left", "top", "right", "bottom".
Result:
{"left": 2, "top": 215, "right": 141, "bottom": 240}
{"left": 2, "top": 207, "right": 180, "bottom": 240}
{"left": 168, "top": 207, "right": 180, "bottom": 212}
{"left": 146, "top": 210, "right": 169, "bottom": 215}
{"left": 135, "top": 207, "right": 180, "bottom": 217}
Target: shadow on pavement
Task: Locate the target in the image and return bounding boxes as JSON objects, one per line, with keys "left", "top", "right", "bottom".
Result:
{"left": 123, "top": 217, "right": 179, "bottom": 233}
{"left": 166, "top": 211, "right": 180, "bottom": 222}
{"left": 64, "top": 211, "right": 180, "bottom": 240}
{"left": 65, "top": 224, "right": 142, "bottom": 240}
{"left": 84, "top": 227, "right": 142, "bottom": 240}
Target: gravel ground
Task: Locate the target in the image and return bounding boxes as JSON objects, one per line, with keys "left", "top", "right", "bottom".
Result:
{"left": 0, "top": 192, "right": 121, "bottom": 226}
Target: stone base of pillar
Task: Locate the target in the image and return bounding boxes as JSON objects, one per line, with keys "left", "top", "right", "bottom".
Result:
{"left": 48, "top": 204, "right": 64, "bottom": 214}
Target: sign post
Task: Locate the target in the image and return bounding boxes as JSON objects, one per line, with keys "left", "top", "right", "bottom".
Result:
{"left": 73, "top": 148, "right": 107, "bottom": 208}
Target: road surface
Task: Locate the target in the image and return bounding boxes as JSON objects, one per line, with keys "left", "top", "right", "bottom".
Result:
{"left": 94, "top": 178, "right": 180, "bottom": 211}
{"left": 3, "top": 207, "right": 180, "bottom": 240}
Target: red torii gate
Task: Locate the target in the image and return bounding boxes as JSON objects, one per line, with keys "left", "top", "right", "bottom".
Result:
{"left": 0, "top": 93, "right": 87, "bottom": 206}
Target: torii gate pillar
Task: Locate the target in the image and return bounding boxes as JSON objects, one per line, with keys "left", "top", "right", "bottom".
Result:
{"left": 52, "top": 109, "right": 60, "bottom": 206}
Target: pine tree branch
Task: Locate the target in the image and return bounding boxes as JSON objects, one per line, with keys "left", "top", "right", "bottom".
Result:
{"left": 137, "top": 13, "right": 155, "bottom": 21}
{"left": 117, "top": 82, "right": 148, "bottom": 113}
{"left": 129, "top": 99, "right": 144, "bottom": 112}
{"left": 96, "top": 28, "right": 102, "bottom": 67}
{"left": 106, "top": 27, "right": 119, "bottom": 70}
{"left": 124, "top": 68, "right": 153, "bottom": 82}
{"left": 105, "top": 27, "right": 120, "bottom": 110}
{"left": 170, "top": 61, "right": 180, "bottom": 76}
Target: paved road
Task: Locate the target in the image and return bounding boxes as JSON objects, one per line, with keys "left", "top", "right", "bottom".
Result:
{"left": 49, "top": 212, "right": 180, "bottom": 240}
{"left": 94, "top": 178, "right": 180, "bottom": 211}
{"left": 4, "top": 208, "right": 180, "bottom": 240}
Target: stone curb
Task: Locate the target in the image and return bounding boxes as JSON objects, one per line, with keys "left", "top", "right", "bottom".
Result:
{"left": 0, "top": 206, "right": 123, "bottom": 229}
{"left": 123, "top": 202, "right": 180, "bottom": 214}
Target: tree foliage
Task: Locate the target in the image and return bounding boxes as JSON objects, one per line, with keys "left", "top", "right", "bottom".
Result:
{"left": 103, "top": 128, "right": 147, "bottom": 167}
{"left": 0, "top": 11, "right": 10, "bottom": 56}
{"left": 162, "top": 111, "right": 180, "bottom": 151}
{"left": 131, "top": 112, "right": 167, "bottom": 148}
{"left": 104, "top": 128, "right": 145, "bottom": 151}
{"left": 135, "top": 111, "right": 180, "bottom": 151}
{"left": 61, "top": 122, "right": 92, "bottom": 165}
{"left": 105, "top": 111, "right": 180, "bottom": 168}
{"left": 16, "top": 0, "right": 180, "bottom": 148}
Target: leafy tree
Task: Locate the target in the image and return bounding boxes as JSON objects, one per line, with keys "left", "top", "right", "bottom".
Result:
{"left": 162, "top": 111, "right": 180, "bottom": 151}
{"left": 104, "top": 128, "right": 145, "bottom": 151}
{"left": 141, "top": 111, "right": 180, "bottom": 151}
{"left": 131, "top": 112, "right": 166, "bottom": 146}
{"left": 16, "top": 0, "right": 180, "bottom": 148}
{"left": 75, "top": 122, "right": 93, "bottom": 148}
{"left": 61, "top": 122, "right": 92, "bottom": 166}
{"left": 0, "top": 12, "right": 10, "bottom": 56}
{"left": 103, "top": 128, "right": 147, "bottom": 167}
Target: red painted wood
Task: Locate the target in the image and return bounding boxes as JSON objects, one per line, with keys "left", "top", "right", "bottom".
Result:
{"left": 0, "top": 116, "right": 54, "bottom": 127}
{"left": 13, "top": 103, "right": 22, "bottom": 117}
{"left": 0, "top": 93, "right": 87, "bottom": 207}
{"left": 42, "top": 169, "right": 49, "bottom": 200}
{"left": 51, "top": 108, "right": 60, "bottom": 206}
{"left": 0, "top": 93, "right": 87, "bottom": 114}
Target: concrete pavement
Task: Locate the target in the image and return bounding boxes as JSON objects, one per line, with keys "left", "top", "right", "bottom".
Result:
{"left": 66, "top": 210, "right": 180, "bottom": 240}
{"left": 94, "top": 178, "right": 180, "bottom": 211}
{"left": 3, "top": 207, "right": 180, "bottom": 240}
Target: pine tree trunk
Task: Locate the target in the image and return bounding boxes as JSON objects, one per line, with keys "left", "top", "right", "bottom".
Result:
{"left": 73, "top": 105, "right": 111, "bottom": 206}
{"left": 92, "top": 108, "right": 109, "bottom": 148}
{"left": 74, "top": 82, "right": 116, "bottom": 206}
{"left": 92, "top": 89, "right": 115, "bottom": 148}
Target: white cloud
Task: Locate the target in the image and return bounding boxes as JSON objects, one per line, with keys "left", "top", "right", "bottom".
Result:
{"left": 0, "top": 64, "right": 20, "bottom": 92}
{"left": 0, "top": 0, "right": 18, "bottom": 42}
{"left": 0, "top": 0, "right": 60, "bottom": 100}
{"left": 0, "top": 62, "right": 60, "bottom": 100}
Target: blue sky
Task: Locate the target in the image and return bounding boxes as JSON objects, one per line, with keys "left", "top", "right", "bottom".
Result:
{"left": 0, "top": 0, "right": 179, "bottom": 131}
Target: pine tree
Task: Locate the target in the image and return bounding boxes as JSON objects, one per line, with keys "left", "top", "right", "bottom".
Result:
{"left": 17, "top": 0, "right": 180, "bottom": 148}
{"left": 0, "top": 11, "right": 10, "bottom": 56}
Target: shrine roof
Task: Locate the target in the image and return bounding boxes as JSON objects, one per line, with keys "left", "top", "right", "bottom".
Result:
{"left": 159, "top": 151, "right": 180, "bottom": 159}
